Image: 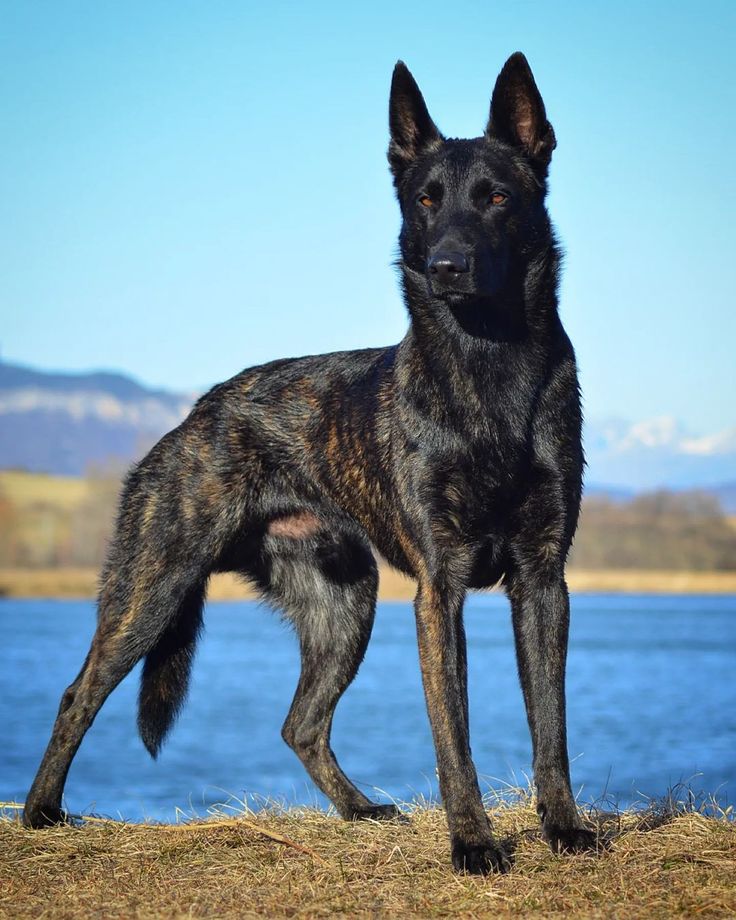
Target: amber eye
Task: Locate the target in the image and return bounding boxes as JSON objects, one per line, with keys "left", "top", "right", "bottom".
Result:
{"left": 418, "top": 195, "right": 433, "bottom": 208}
{"left": 490, "top": 192, "right": 507, "bottom": 206}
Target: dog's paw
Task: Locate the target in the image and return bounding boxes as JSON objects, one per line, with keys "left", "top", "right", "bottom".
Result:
{"left": 451, "top": 838, "right": 511, "bottom": 875}
{"left": 348, "top": 803, "right": 407, "bottom": 822}
{"left": 23, "top": 802, "right": 69, "bottom": 829}
{"left": 543, "top": 822, "right": 599, "bottom": 855}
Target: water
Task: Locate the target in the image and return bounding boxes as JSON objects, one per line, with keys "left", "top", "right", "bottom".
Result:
{"left": 2, "top": 595, "right": 735, "bottom": 822}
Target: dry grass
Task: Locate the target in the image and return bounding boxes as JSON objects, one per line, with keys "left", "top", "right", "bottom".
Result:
{"left": 0, "top": 566, "right": 418, "bottom": 601}
{"left": 2, "top": 565, "right": 736, "bottom": 601}
{"left": 1, "top": 793, "right": 734, "bottom": 918}
{"left": 0, "top": 567, "right": 103, "bottom": 599}
{"left": 0, "top": 470, "right": 90, "bottom": 511}
{"left": 565, "top": 569, "right": 736, "bottom": 595}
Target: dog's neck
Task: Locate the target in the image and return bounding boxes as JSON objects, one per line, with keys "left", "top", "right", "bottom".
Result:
{"left": 399, "top": 242, "right": 562, "bottom": 371}
{"left": 393, "top": 245, "right": 564, "bottom": 440}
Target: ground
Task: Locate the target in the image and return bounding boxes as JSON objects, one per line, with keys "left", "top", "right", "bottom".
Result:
{"left": 1, "top": 794, "right": 734, "bottom": 918}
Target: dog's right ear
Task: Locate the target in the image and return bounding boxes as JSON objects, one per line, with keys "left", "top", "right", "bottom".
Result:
{"left": 388, "top": 62, "right": 443, "bottom": 185}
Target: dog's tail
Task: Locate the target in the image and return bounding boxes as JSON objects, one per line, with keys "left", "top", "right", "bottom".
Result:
{"left": 137, "top": 584, "right": 205, "bottom": 759}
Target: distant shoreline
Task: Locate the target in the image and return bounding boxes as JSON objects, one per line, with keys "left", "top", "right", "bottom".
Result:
{"left": 1, "top": 566, "right": 735, "bottom": 600}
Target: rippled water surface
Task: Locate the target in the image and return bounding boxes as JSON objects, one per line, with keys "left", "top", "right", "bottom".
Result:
{"left": 2, "top": 594, "right": 734, "bottom": 821}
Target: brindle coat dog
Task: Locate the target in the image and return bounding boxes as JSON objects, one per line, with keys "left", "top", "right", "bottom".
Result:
{"left": 25, "top": 52, "right": 597, "bottom": 874}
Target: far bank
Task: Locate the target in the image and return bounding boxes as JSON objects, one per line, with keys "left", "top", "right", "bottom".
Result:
{"left": 2, "top": 565, "right": 736, "bottom": 600}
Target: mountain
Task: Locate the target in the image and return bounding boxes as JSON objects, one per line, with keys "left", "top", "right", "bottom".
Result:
{"left": 585, "top": 417, "right": 736, "bottom": 498}
{"left": 0, "top": 361, "right": 734, "bottom": 503}
{"left": 0, "top": 361, "right": 194, "bottom": 475}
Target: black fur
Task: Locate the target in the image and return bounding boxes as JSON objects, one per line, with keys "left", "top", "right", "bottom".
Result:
{"left": 24, "top": 52, "right": 597, "bottom": 873}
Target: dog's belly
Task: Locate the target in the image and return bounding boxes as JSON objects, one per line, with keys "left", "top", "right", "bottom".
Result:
{"left": 366, "top": 520, "right": 507, "bottom": 588}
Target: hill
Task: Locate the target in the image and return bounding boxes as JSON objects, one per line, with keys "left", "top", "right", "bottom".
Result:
{"left": 0, "top": 360, "right": 193, "bottom": 475}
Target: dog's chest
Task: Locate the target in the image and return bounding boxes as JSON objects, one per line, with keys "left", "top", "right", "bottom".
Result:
{"left": 423, "top": 434, "right": 530, "bottom": 532}
{"left": 400, "top": 361, "right": 539, "bottom": 537}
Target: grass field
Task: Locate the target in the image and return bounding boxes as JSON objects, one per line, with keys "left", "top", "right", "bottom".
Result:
{"left": 1, "top": 794, "right": 734, "bottom": 918}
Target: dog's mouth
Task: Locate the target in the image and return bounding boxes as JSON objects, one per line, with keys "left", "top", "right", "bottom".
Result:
{"left": 428, "top": 280, "right": 476, "bottom": 300}
{"left": 404, "top": 261, "right": 504, "bottom": 303}
{"left": 427, "top": 277, "right": 501, "bottom": 304}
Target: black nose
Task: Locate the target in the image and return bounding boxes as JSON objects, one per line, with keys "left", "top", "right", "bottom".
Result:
{"left": 428, "top": 250, "right": 469, "bottom": 281}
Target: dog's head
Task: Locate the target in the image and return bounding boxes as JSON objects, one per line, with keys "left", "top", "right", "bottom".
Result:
{"left": 389, "top": 53, "right": 556, "bottom": 310}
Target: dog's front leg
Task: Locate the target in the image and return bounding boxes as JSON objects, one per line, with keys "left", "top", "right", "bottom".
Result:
{"left": 508, "top": 574, "right": 597, "bottom": 853}
{"left": 414, "top": 577, "right": 509, "bottom": 874}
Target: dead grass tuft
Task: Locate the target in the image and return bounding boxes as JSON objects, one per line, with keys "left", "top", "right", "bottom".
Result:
{"left": 1, "top": 790, "right": 734, "bottom": 918}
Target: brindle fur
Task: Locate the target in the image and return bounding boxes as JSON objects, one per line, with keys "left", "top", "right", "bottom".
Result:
{"left": 25, "top": 52, "right": 597, "bottom": 874}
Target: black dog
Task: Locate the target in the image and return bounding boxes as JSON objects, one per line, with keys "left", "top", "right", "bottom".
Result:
{"left": 25, "top": 52, "right": 597, "bottom": 874}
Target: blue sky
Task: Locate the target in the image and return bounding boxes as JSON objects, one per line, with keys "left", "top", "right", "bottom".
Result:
{"left": 1, "top": 1, "right": 734, "bottom": 433}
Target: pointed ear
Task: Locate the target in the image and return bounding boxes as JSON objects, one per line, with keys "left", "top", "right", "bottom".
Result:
{"left": 485, "top": 52, "right": 556, "bottom": 172}
{"left": 388, "top": 61, "right": 443, "bottom": 184}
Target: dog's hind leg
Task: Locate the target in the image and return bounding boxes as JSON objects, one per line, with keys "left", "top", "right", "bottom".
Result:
{"left": 23, "top": 568, "right": 207, "bottom": 828}
{"left": 260, "top": 517, "right": 400, "bottom": 821}
{"left": 24, "top": 490, "right": 212, "bottom": 829}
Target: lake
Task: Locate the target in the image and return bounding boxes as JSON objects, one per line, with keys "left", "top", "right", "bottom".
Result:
{"left": 2, "top": 594, "right": 735, "bottom": 822}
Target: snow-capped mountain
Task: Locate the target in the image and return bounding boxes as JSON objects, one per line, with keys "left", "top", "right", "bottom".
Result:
{"left": 584, "top": 416, "right": 736, "bottom": 493}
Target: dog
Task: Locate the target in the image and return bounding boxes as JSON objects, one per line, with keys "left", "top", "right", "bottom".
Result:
{"left": 25, "top": 52, "right": 597, "bottom": 874}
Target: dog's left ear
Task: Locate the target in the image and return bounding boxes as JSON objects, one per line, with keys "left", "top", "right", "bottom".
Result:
{"left": 485, "top": 52, "right": 556, "bottom": 173}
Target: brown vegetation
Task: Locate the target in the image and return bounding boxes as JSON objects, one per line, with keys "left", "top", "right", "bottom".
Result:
{"left": 570, "top": 491, "right": 736, "bottom": 571}
{"left": 1, "top": 471, "right": 735, "bottom": 598}
{"left": 0, "top": 468, "right": 120, "bottom": 568}
{"left": 1, "top": 795, "right": 734, "bottom": 918}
